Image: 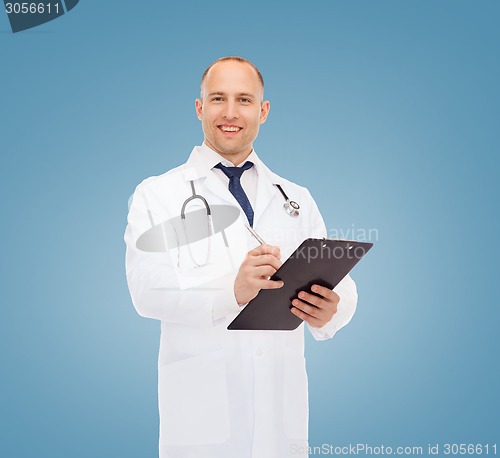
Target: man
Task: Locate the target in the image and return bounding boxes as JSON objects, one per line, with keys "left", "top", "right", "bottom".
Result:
{"left": 125, "top": 56, "right": 357, "bottom": 458}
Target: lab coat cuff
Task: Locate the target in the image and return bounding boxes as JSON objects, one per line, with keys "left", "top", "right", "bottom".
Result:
{"left": 308, "top": 316, "right": 343, "bottom": 341}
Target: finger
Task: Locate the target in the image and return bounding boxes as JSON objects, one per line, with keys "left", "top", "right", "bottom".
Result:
{"left": 253, "top": 265, "right": 278, "bottom": 279}
{"left": 247, "top": 253, "right": 282, "bottom": 271}
{"left": 296, "top": 291, "right": 322, "bottom": 308}
{"left": 291, "top": 298, "right": 324, "bottom": 319}
{"left": 294, "top": 296, "right": 338, "bottom": 321}
{"left": 310, "top": 284, "right": 340, "bottom": 302}
{"left": 250, "top": 244, "right": 281, "bottom": 259}
{"left": 257, "top": 278, "right": 284, "bottom": 290}
{"left": 290, "top": 306, "right": 323, "bottom": 327}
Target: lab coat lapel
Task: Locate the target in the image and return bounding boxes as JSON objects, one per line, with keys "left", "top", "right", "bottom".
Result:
{"left": 184, "top": 146, "right": 282, "bottom": 227}
{"left": 184, "top": 147, "right": 238, "bottom": 208}
{"left": 181, "top": 147, "right": 249, "bottom": 273}
{"left": 204, "top": 172, "right": 244, "bottom": 208}
{"left": 253, "top": 163, "right": 281, "bottom": 227}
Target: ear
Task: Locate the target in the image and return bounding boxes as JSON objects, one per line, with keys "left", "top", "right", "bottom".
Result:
{"left": 195, "top": 98, "right": 203, "bottom": 120}
{"left": 259, "top": 100, "right": 270, "bottom": 124}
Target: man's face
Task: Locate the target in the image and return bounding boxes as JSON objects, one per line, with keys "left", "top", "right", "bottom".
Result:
{"left": 195, "top": 60, "right": 270, "bottom": 165}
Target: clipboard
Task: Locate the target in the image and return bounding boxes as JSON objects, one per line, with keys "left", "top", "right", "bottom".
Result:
{"left": 227, "top": 238, "right": 373, "bottom": 331}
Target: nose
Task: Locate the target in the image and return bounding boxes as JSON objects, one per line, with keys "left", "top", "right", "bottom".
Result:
{"left": 223, "top": 100, "right": 239, "bottom": 120}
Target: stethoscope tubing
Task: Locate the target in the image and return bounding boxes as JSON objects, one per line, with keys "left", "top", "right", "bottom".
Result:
{"left": 275, "top": 184, "right": 300, "bottom": 217}
{"left": 181, "top": 181, "right": 211, "bottom": 219}
{"left": 181, "top": 181, "right": 300, "bottom": 221}
{"left": 178, "top": 180, "right": 299, "bottom": 267}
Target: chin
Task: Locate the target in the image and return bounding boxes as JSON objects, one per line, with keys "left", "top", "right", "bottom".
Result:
{"left": 216, "top": 144, "right": 243, "bottom": 156}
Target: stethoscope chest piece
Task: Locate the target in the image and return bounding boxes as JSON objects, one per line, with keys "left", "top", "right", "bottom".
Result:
{"left": 283, "top": 199, "right": 300, "bottom": 217}
{"left": 276, "top": 184, "right": 300, "bottom": 217}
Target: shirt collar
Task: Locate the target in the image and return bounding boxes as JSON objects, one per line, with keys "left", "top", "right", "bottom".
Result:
{"left": 199, "top": 142, "right": 260, "bottom": 171}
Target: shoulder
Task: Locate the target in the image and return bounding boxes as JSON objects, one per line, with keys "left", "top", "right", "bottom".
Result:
{"left": 133, "top": 162, "right": 188, "bottom": 192}
{"left": 261, "top": 163, "right": 316, "bottom": 203}
{"left": 266, "top": 165, "right": 326, "bottom": 235}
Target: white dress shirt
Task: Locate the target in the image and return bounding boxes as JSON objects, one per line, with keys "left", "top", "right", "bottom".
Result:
{"left": 199, "top": 142, "right": 258, "bottom": 208}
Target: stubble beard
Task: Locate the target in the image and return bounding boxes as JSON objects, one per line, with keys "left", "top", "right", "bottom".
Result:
{"left": 207, "top": 136, "right": 252, "bottom": 162}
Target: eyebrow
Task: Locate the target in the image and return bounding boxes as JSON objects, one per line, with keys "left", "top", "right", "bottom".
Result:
{"left": 207, "top": 91, "right": 256, "bottom": 98}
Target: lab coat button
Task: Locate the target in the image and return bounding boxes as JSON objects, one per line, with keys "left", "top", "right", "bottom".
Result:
{"left": 256, "top": 348, "right": 264, "bottom": 356}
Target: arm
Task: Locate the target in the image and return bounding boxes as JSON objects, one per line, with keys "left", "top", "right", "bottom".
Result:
{"left": 294, "top": 189, "right": 358, "bottom": 341}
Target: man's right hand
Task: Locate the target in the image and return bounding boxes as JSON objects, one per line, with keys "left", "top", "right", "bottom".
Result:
{"left": 234, "top": 244, "right": 284, "bottom": 305}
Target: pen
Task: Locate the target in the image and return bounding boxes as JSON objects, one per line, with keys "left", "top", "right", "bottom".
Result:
{"left": 244, "top": 224, "right": 267, "bottom": 245}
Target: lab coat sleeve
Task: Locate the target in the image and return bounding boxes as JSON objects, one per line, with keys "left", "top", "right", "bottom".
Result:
{"left": 124, "top": 183, "right": 241, "bottom": 326}
{"left": 304, "top": 189, "right": 358, "bottom": 341}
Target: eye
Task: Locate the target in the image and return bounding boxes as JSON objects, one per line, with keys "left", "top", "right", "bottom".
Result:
{"left": 211, "top": 96, "right": 224, "bottom": 102}
{"left": 240, "top": 98, "right": 251, "bottom": 104}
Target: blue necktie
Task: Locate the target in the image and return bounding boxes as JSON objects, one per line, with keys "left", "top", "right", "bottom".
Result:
{"left": 214, "top": 161, "right": 255, "bottom": 227}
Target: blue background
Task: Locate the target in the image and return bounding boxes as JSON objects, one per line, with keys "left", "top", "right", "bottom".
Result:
{"left": 1, "top": 1, "right": 498, "bottom": 456}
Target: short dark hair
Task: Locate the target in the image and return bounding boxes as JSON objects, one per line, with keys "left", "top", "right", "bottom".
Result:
{"left": 200, "top": 56, "right": 265, "bottom": 98}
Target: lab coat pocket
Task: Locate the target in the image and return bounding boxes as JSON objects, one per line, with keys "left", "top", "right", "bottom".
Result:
{"left": 283, "top": 349, "right": 309, "bottom": 440}
{"left": 158, "top": 350, "right": 230, "bottom": 446}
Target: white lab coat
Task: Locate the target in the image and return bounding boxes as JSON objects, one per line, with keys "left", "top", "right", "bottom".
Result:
{"left": 124, "top": 146, "right": 358, "bottom": 458}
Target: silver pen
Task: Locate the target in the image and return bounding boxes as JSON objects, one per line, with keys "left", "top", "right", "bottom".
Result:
{"left": 244, "top": 224, "right": 267, "bottom": 245}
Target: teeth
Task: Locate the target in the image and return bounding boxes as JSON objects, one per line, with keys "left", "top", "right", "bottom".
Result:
{"left": 221, "top": 126, "right": 241, "bottom": 132}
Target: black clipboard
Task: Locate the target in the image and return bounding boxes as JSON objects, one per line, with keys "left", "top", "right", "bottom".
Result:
{"left": 227, "top": 238, "right": 373, "bottom": 331}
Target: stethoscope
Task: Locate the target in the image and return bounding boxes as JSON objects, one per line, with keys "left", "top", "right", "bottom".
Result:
{"left": 275, "top": 184, "right": 300, "bottom": 217}
{"left": 179, "top": 181, "right": 300, "bottom": 266}
{"left": 179, "top": 181, "right": 214, "bottom": 267}
{"left": 180, "top": 181, "right": 300, "bottom": 221}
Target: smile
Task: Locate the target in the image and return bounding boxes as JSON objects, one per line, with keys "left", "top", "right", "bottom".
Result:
{"left": 218, "top": 125, "right": 242, "bottom": 133}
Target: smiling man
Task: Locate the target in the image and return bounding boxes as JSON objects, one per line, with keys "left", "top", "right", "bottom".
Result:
{"left": 195, "top": 58, "right": 270, "bottom": 166}
{"left": 125, "top": 56, "right": 358, "bottom": 458}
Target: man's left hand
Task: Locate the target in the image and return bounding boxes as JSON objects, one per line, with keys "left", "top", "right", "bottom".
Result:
{"left": 291, "top": 284, "right": 340, "bottom": 328}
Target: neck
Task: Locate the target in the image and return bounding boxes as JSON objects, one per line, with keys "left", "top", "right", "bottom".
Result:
{"left": 204, "top": 141, "right": 252, "bottom": 166}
